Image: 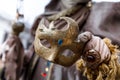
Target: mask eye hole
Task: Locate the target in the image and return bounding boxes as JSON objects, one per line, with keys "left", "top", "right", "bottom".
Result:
{"left": 40, "top": 39, "right": 51, "bottom": 49}
{"left": 61, "top": 49, "right": 74, "bottom": 57}
{"left": 39, "top": 28, "right": 44, "bottom": 32}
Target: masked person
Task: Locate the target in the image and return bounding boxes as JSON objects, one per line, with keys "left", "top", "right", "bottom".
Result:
{"left": 27, "top": 0, "right": 91, "bottom": 80}
{"left": 31, "top": 0, "right": 120, "bottom": 80}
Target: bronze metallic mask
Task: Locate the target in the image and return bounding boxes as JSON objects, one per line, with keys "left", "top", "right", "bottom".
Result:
{"left": 34, "top": 17, "right": 92, "bottom": 66}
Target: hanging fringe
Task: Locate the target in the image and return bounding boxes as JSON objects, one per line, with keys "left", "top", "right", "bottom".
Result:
{"left": 76, "top": 38, "right": 120, "bottom": 80}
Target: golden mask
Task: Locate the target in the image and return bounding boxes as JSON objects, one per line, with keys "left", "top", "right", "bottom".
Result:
{"left": 34, "top": 17, "right": 92, "bottom": 67}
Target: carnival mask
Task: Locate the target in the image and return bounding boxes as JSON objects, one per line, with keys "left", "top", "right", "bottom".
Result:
{"left": 34, "top": 17, "right": 92, "bottom": 67}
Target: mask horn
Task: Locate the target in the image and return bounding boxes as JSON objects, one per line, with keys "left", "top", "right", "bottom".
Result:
{"left": 60, "top": 17, "right": 79, "bottom": 38}
{"left": 49, "top": 21, "right": 56, "bottom": 30}
{"left": 38, "top": 18, "right": 47, "bottom": 31}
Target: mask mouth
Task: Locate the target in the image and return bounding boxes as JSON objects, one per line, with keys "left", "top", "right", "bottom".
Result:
{"left": 40, "top": 39, "right": 51, "bottom": 49}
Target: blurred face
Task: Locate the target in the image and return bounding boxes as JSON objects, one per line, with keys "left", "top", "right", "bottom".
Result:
{"left": 61, "top": 0, "right": 90, "bottom": 8}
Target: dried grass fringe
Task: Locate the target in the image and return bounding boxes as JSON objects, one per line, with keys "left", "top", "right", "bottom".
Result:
{"left": 76, "top": 38, "right": 120, "bottom": 80}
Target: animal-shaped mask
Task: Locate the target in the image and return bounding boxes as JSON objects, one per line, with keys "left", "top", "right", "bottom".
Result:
{"left": 34, "top": 17, "right": 92, "bottom": 67}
